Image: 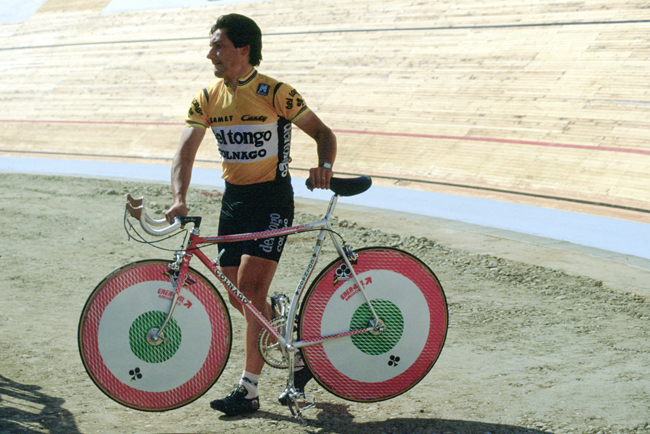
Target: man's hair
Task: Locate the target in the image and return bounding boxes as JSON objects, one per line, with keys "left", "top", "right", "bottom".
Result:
{"left": 211, "top": 14, "right": 263, "bottom": 67}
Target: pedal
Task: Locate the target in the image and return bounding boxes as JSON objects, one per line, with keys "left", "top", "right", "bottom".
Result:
{"left": 281, "top": 387, "right": 315, "bottom": 424}
{"left": 271, "top": 293, "right": 290, "bottom": 319}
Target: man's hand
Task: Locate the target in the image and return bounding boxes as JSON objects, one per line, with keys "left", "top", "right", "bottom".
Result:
{"left": 165, "top": 202, "right": 188, "bottom": 224}
{"left": 308, "top": 165, "right": 333, "bottom": 190}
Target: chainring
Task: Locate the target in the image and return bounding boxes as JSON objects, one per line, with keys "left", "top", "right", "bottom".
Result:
{"left": 258, "top": 317, "right": 289, "bottom": 369}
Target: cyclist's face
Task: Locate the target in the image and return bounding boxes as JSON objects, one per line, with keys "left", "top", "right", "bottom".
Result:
{"left": 207, "top": 29, "right": 249, "bottom": 82}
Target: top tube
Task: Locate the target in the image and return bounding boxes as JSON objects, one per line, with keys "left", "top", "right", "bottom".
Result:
{"left": 198, "top": 219, "right": 328, "bottom": 244}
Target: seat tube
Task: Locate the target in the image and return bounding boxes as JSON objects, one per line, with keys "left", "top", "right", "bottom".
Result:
{"left": 284, "top": 223, "right": 330, "bottom": 344}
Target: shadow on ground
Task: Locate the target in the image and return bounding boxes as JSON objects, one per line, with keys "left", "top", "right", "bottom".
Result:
{"left": 0, "top": 375, "right": 79, "bottom": 434}
{"left": 312, "top": 402, "right": 550, "bottom": 434}
{"left": 222, "top": 401, "right": 551, "bottom": 434}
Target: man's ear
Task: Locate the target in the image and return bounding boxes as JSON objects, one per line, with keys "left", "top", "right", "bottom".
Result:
{"left": 239, "top": 45, "right": 251, "bottom": 60}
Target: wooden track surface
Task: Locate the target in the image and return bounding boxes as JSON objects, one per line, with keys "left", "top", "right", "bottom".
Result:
{"left": 1, "top": 0, "right": 650, "bottom": 223}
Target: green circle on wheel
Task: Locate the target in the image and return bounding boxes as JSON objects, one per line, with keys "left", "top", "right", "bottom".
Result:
{"left": 349, "top": 299, "right": 404, "bottom": 355}
{"left": 129, "top": 311, "right": 182, "bottom": 363}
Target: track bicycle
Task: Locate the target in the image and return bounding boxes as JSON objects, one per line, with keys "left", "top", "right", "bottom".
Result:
{"left": 78, "top": 175, "right": 448, "bottom": 421}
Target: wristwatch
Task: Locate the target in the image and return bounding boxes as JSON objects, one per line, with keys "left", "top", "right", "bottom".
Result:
{"left": 319, "top": 162, "right": 332, "bottom": 170}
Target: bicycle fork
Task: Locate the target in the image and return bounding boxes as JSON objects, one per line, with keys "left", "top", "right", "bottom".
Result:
{"left": 145, "top": 252, "right": 188, "bottom": 346}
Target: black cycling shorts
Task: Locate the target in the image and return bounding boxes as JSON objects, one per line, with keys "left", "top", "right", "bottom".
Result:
{"left": 217, "top": 180, "right": 294, "bottom": 267}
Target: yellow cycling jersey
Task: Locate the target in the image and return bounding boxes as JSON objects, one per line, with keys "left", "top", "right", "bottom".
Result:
{"left": 185, "top": 69, "right": 310, "bottom": 185}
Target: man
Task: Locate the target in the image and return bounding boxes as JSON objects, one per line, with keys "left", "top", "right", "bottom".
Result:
{"left": 165, "top": 13, "right": 336, "bottom": 416}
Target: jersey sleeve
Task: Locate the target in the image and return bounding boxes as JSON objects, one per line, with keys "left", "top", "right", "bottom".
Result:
{"left": 273, "top": 83, "right": 311, "bottom": 122}
{"left": 184, "top": 88, "right": 211, "bottom": 130}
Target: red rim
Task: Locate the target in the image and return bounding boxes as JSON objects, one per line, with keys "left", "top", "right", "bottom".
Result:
{"left": 78, "top": 261, "right": 231, "bottom": 411}
{"left": 299, "top": 248, "right": 447, "bottom": 402}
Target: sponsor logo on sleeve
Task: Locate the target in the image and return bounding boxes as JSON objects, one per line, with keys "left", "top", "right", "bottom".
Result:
{"left": 285, "top": 89, "right": 305, "bottom": 110}
{"left": 189, "top": 99, "right": 203, "bottom": 116}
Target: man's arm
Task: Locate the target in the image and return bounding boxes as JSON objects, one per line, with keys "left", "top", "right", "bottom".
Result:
{"left": 165, "top": 126, "right": 206, "bottom": 223}
{"left": 293, "top": 111, "right": 337, "bottom": 190}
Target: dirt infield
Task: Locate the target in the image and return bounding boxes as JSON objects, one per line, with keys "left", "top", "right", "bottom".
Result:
{"left": 1, "top": 173, "right": 649, "bottom": 434}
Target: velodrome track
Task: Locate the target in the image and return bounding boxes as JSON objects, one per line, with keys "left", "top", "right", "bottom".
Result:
{"left": 2, "top": 0, "right": 650, "bottom": 272}
{"left": 2, "top": 2, "right": 650, "bottom": 433}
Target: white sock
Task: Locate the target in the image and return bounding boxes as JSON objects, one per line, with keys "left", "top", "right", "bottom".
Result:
{"left": 239, "top": 371, "right": 260, "bottom": 399}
